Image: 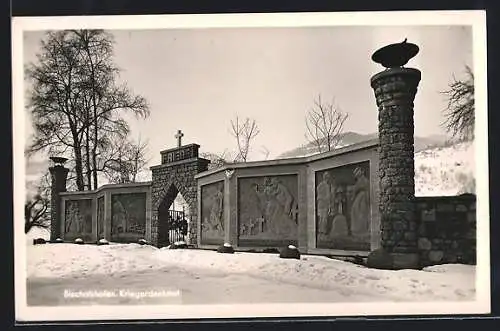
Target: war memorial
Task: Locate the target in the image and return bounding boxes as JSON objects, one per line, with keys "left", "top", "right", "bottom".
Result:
{"left": 46, "top": 41, "right": 476, "bottom": 270}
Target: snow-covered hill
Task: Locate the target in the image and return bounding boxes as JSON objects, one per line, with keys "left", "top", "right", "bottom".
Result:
{"left": 415, "top": 140, "right": 475, "bottom": 196}
{"left": 278, "top": 132, "right": 474, "bottom": 197}
{"left": 279, "top": 132, "right": 448, "bottom": 159}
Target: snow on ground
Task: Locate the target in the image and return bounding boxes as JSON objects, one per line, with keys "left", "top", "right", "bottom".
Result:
{"left": 27, "top": 243, "right": 161, "bottom": 280}
{"left": 415, "top": 141, "right": 475, "bottom": 196}
{"left": 25, "top": 227, "right": 50, "bottom": 244}
{"left": 153, "top": 249, "right": 475, "bottom": 301}
{"left": 27, "top": 243, "right": 475, "bottom": 302}
{"left": 423, "top": 263, "right": 475, "bottom": 274}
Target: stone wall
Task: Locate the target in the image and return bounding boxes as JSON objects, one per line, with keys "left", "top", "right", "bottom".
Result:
{"left": 314, "top": 161, "right": 371, "bottom": 251}
{"left": 193, "top": 139, "right": 476, "bottom": 267}
{"left": 151, "top": 158, "right": 210, "bottom": 247}
{"left": 51, "top": 141, "right": 477, "bottom": 268}
{"left": 227, "top": 163, "right": 305, "bottom": 250}
{"left": 200, "top": 180, "right": 225, "bottom": 245}
{"left": 416, "top": 194, "right": 476, "bottom": 266}
{"left": 195, "top": 140, "right": 380, "bottom": 254}
{"left": 59, "top": 182, "right": 152, "bottom": 243}
{"left": 237, "top": 174, "right": 300, "bottom": 248}
{"left": 110, "top": 192, "right": 148, "bottom": 243}
{"left": 307, "top": 141, "right": 380, "bottom": 255}
{"left": 63, "top": 198, "right": 93, "bottom": 242}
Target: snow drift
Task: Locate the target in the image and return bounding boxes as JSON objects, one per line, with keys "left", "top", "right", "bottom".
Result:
{"left": 27, "top": 243, "right": 475, "bottom": 302}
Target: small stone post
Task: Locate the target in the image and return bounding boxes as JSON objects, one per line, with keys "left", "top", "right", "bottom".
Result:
{"left": 49, "top": 157, "right": 69, "bottom": 241}
{"left": 369, "top": 40, "right": 421, "bottom": 269}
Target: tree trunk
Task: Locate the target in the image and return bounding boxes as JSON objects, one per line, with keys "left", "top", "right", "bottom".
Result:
{"left": 25, "top": 204, "right": 33, "bottom": 234}
{"left": 132, "top": 157, "right": 138, "bottom": 182}
{"left": 85, "top": 109, "right": 92, "bottom": 190}
{"left": 73, "top": 141, "right": 85, "bottom": 191}
{"left": 85, "top": 130, "right": 92, "bottom": 190}
{"left": 92, "top": 112, "right": 99, "bottom": 190}
{"left": 25, "top": 222, "right": 32, "bottom": 234}
{"left": 82, "top": 31, "right": 100, "bottom": 191}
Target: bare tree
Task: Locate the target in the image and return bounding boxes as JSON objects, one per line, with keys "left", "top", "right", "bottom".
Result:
{"left": 25, "top": 172, "right": 51, "bottom": 234}
{"left": 441, "top": 65, "right": 475, "bottom": 141}
{"left": 230, "top": 116, "right": 260, "bottom": 162}
{"left": 201, "top": 150, "right": 230, "bottom": 170}
{"left": 25, "top": 195, "right": 49, "bottom": 234}
{"left": 132, "top": 137, "right": 151, "bottom": 182}
{"left": 260, "top": 146, "right": 271, "bottom": 160}
{"left": 25, "top": 30, "right": 149, "bottom": 191}
{"left": 98, "top": 134, "right": 150, "bottom": 184}
{"left": 117, "top": 135, "right": 150, "bottom": 183}
{"left": 305, "top": 94, "right": 348, "bottom": 153}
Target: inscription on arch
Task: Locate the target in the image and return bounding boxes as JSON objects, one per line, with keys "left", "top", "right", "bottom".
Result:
{"left": 161, "top": 144, "right": 200, "bottom": 164}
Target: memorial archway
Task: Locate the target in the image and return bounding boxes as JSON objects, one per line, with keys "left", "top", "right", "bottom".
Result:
{"left": 150, "top": 132, "right": 210, "bottom": 247}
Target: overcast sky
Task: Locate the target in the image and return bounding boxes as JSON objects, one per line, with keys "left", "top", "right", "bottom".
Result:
{"left": 23, "top": 25, "right": 472, "bottom": 166}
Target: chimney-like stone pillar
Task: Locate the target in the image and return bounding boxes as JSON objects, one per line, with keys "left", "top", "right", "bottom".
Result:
{"left": 369, "top": 41, "right": 421, "bottom": 269}
{"left": 49, "top": 157, "right": 69, "bottom": 241}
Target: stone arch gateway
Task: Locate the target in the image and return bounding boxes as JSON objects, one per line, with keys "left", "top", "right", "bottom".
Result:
{"left": 150, "top": 142, "right": 210, "bottom": 247}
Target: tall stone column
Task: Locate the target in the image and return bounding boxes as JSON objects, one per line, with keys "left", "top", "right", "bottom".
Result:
{"left": 369, "top": 40, "right": 421, "bottom": 269}
{"left": 48, "top": 157, "right": 69, "bottom": 241}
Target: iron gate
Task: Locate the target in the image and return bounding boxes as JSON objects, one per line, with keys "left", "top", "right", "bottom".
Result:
{"left": 168, "top": 210, "right": 188, "bottom": 243}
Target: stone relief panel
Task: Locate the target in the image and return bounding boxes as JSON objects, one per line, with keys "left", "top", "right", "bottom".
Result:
{"left": 97, "top": 196, "right": 104, "bottom": 238}
{"left": 315, "top": 161, "right": 371, "bottom": 251}
{"left": 200, "top": 181, "right": 225, "bottom": 242}
{"left": 238, "top": 175, "right": 299, "bottom": 244}
{"left": 64, "top": 199, "right": 93, "bottom": 239}
{"left": 111, "top": 193, "right": 147, "bottom": 242}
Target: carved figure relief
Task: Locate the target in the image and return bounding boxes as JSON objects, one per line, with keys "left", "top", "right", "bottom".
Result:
{"left": 238, "top": 175, "right": 298, "bottom": 240}
{"left": 317, "top": 172, "right": 335, "bottom": 236}
{"left": 350, "top": 167, "right": 370, "bottom": 236}
{"left": 201, "top": 181, "right": 225, "bottom": 239}
{"left": 64, "top": 199, "right": 92, "bottom": 235}
{"left": 316, "top": 162, "right": 371, "bottom": 250}
{"left": 111, "top": 193, "right": 146, "bottom": 238}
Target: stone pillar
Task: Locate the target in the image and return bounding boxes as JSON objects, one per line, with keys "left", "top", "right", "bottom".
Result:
{"left": 103, "top": 190, "right": 112, "bottom": 241}
{"left": 369, "top": 41, "right": 421, "bottom": 269}
{"left": 223, "top": 173, "right": 232, "bottom": 245}
{"left": 49, "top": 161, "right": 69, "bottom": 241}
{"left": 91, "top": 197, "right": 98, "bottom": 242}
{"left": 150, "top": 210, "right": 159, "bottom": 246}
{"left": 189, "top": 158, "right": 211, "bottom": 246}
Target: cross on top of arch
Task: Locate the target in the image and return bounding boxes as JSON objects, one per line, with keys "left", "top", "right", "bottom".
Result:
{"left": 175, "top": 130, "right": 184, "bottom": 148}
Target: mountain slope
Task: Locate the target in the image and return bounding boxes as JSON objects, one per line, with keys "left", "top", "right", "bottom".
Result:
{"left": 278, "top": 132, "right": 447, "bottom": 159}
{"left": 279, "top": 133, "right": 474, "bottom": 197}
{"left": 415, "top": 141, "right": 475, "bottom": 196}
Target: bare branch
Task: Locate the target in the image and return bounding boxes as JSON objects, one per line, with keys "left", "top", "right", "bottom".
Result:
{"left": 26, "top": 29, "right": 150, "bottom": 190}
{"left": 441, "top": 65, "right": 475, "bottom": 141}
{"left": 25, "top": 172, "right": 51, "bottom": 234}
{"left": 200, "top": 150, "right": 230, "bottom": 170}
{"left": 230, "top": 116, "right": 260, "bottom": 162}
{"left": 99, "top": 133, "right": 151, "bottom": 184}
{"left": 260, "top": 145, "right": 271, "bottom": 160}
{"left": 305, "top": 94, "right": 348, "bottom": 154}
